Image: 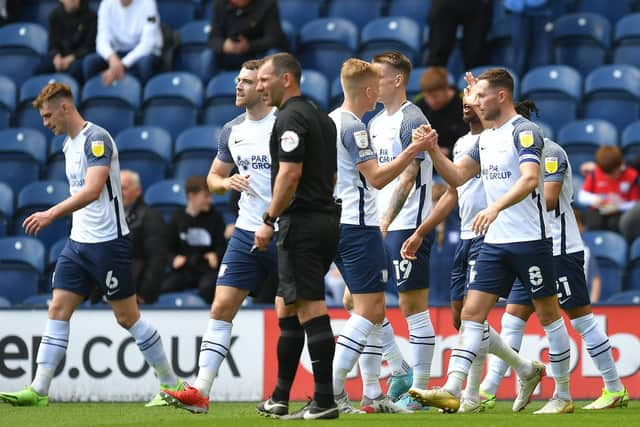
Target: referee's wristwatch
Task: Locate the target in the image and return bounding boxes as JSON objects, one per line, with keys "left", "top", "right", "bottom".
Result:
{"left": 262, "top": 212, "right": 277, "bottom": 228}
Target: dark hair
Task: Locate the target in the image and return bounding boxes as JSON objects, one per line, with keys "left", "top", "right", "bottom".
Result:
{"left": 373, "top": 51, "right": 412, "bottom": 85}
{"left": 185, "top": 176, "right": 209, "bottom": 194}
{"left": 242, "top": 58, "right": 263, "bottom": 71}
{"left": 514, "top": 99, "right": 539, "bottom": 120}
{"left": 477, "top": 68, "right": 514, "bottom": 96}
{"left": 266, "top": 52, "right": 301, "bottom": 85}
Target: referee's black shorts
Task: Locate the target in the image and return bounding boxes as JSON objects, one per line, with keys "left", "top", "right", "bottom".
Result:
{"left": 276, "top": 210, "right": 339, "bottom": 305}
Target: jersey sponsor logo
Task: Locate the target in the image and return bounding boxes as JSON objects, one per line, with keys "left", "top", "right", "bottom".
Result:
{"left": 545, "top": 157, "right": 558, "bottom": 174}
{"left": 353, "top": 130, "right": 369, "bottom": 149}
{"left": 91, "top": 140, "right": 105, "bottom": 157}
{"left": 280, "top": 130, "right": 299, "bottom": 152}
{"left": 518, "top": 130, "right": 534, "bottom": 148}
{"left": 377, "top": 148, "right": 395, "bottom": 164}
{"left": 237, "top": 154, "right": 270, "bottom": 170}
{"left": 358, "top": 149, "right": 374, "bottom": 158}
{"left": 482, "top": 165, "right": 512, "bottom": 180}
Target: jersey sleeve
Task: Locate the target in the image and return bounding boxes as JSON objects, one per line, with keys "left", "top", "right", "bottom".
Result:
{"left": 342, "top": 120, "right": 376, "bottom": 165}
{"left": 216, "top": 123, "right": 234, "bottom": 163}
{"left": 83, "top": 130, "right": 113, "bottom": 167}
{"left": 512, "top": 121, "right": 544, "bottom": 165}
{"left": 277, "top": 109, "right": 308, "bottom": 162}
{"left": 464, "top": 137, "right": 481, "bottom": 164}
{"left": 543, "top": 142, "right": 568, "bottom": 183}
{"left": 399, "top": 105, "right": 429, "bottom": 160}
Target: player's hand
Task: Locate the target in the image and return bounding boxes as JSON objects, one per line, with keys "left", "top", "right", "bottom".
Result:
{"left": 204, "top": 252, "right": 219, "bottom": 269}
{"left": 23, "top": 210, "right": 54, "bottom": 235}
{"left": 172, "top": 255, "right": 187, "bottom": 269}
{"left": 471, "top": 206, "right": 499, "bottom": 235}
{"left": 225, "top": 173, "right": 250, "bottom": 192}
{"left": 400, "top": 232, "right": 423, "bottom": 260}
{"left": 254, "top": 223, "right": 274, "bottom": 251}
{"left": 464, "top": 72, "right": 478, "bottom": 94}
{"left": 411, "top": 126, "right": 438, "bottom": 152}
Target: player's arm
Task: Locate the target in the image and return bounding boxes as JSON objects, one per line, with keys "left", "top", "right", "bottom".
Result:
{"left": 207, "top": 124, "right": 250, "bottom": 194}
{"left": 379, "top": 159, "right": 420, "bottom": 233}
{"left": 543, "top": 146, "right": 568, "bottom": 212}
{"left": 426, "top": 138, "right": 480, "bottom": 187}
{"left": 544, "top": 181, "right": 562, "bottom": 211}
{"left": 268, "top": 161, "right": 302, "bottom": 218}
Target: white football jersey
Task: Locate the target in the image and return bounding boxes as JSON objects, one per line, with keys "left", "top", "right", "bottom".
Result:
{"left": 466, "top": 115, "right": 551, "bottom": 244}
{"left": 369, "top": 101, "right": 433, "bottom": 231}
{"left": 542, "top": 139, "right": 584, "bottom": 256}
{"left": 216, "top": 108, "right": 277, "bottom": 232}
{"left": 64, "top": 122, "right": 129, "bottom": 243}
{"left": 453, "top": 132, "right": 486, "bottom": 240}
{"left": 330, "top": 107, "right": 378, "bottom": 226}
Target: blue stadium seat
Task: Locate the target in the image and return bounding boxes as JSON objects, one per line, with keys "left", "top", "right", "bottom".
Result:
{"left": 21, "top": 293, "right": 52, "bottom": 308}
{"left": 605, "top": 290, "right": 640, "bottom": 304}
{"left": 535, "top": 121, "right": 554, "bottom": 141}
{"left": 583, "top": 231, "right": 628, "bottom": 300}
{"left": 457, "top": 66, "right": 519, "bottom": 99}
{"left": 387, "top": 0, "right": 431, "bottom": 26}
{"left": 613, "top": 13, "right": 640, "bottom": 68}
{"left": 173, "top": 126, "right": 220, "bottom": 180}
{"left": 17, "top": 74, "right": 79, "bottom": 134}
{"left": 358, "top": 17, "right": 421, "bottom": 64}
{"left": 81, "top": 75, "right": 141, "bottom": 138}
{"left": 300, "top": 70, "right": 329, "bottom": 111}
{"left": 143, "top": 72, "right": 203, "bottom": 139}
{"left": 202, "top": 71, "right": 243, "bottom": 126}
{"left": 327, "top": 0, "right": 384, "bottom": 30}
{"left": 521, "top": 65, "right": 582, "bottom": 134}
{"left": 487, "top": 17, "right": 515, "bottom": 69}
{"left": 116, "top": 126, "right": 173, "bottom": 189}
{"left": 583, "top": 65, "right": 640, "bottom": 132}
{"left": 18, "top": 0, "right": 58, "bottom": 28}
{"left": 14, "top": 181, "right": 70, "bottom": 250}
{"left": 144, "top": 179, "right": 186, "bottom": 222}
{"left": 154, "top": 291, "right": 207, "bottom": 307}
{"left": 278, "top": 0, "right": 321, "bottom": 30}
{"left": 575, "top": 0, "right": 631, "bottom": 26}
{"left": 0, "top": 295, "right": 10, "bottom": 307}
{"left": 428, "top": 231, "right": 460, "bottom": 307}
{"left": 0, "top": 183, "right": 13, "bottom": 238}
{"left": 628, "top": 237, "right": 640, "bottom": 291}
{"left": 621, "top": 121, "right": 640, "bottom": 164}
{"left": 297, "top": 18, "right": 359, "bottom": 82}
{"left": 552, "top": 13, "right": 610, "bottom": 76}
{"left": 45, "top": 134, "right": 67, "bottom": 181}
{"left": 0, "top": 237, "right": 45, "bottom": 304}
{"left": 0, "top": 128, "right": 47, "bottom": 193}
{"left": 175, "top": 20, "right": 214, "bottom": 81}
{"left": 557, "top": 119, "right": 618, "bottom": 173}
{"left": 0, "top": 23, "right": 48, "bottom": 86}
{"left": 0, "top": 75, "right": 16, "bottom": 130}
{"left": 281, "top": 20, "right": 297, "bottom": 53}
{"left": 157, "top": 0, "right": 196, "bottom": 29}
{"left": 330, "top": 76, "right": 343, "bottom": 110}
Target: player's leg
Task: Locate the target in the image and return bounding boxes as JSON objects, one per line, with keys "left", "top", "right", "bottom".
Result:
{"left": 379, "top": 318, "right": 412, "bottom": 400}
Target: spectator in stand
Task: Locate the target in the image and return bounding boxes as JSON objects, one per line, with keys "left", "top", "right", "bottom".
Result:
{"left": 160, "top": 176, "right": 227, "bottom": 304}
{"left": 0, "top": 0, "right": 18, "bottom": 26}
{"left": 46, "top": 0, "right": 97, "bottom": 83}
{"left": 426, "top": 0, "right": 492, "bottom": 70}
{"left": 414, "top": 67, "right": 468, "bottom": 157}
{"left": 83, "top": 0, "right": 163, "bottom": 85}
{"left": 121, "top": 170, "right": 168, "bottom": 305}
{"left": 208, "top": 0, "right": 288, "bottom": 70}
{"left": 574, "top": 208, "right": 603, "bottom": 303}
{"left": 578, "top": 145, "right": 640, "bottom": 232}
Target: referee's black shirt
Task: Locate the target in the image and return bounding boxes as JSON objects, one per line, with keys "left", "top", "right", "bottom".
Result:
{"left": 270, "top": 96, "right": 337, "bottom": 215}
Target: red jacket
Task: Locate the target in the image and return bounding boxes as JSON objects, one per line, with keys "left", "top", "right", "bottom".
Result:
{"left": 583, "top": 165, "right": 640, "bottom": 202}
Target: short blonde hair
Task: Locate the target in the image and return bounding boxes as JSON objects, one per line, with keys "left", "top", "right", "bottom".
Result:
{"left": 32, "top": 82, "right": 74, "bottom": 109}
{"left": 340, "top": 58, "right": 379, "bottom": 97}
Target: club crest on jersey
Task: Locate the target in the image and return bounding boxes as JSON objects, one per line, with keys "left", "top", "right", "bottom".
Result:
{"left": 91, "top": 140, "right": 104, "bottom": 157}
{"left": 280, "top": 130, "right": 299, "bottom": 153}
{"left": 545, "top": 156, "right": 558, "bottom": 173}
{"left": 518, "top": 130, "right": 534, "bottom": 148}
{"left": 353, "top": 130, "right": 368, "bottom": 148}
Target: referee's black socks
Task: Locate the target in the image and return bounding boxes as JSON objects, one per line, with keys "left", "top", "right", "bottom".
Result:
{"left": 272, "top": 315, "right": 305, "bottom": 403}
{"left": 303, "top": 314, "right": 336, "bottom": 409}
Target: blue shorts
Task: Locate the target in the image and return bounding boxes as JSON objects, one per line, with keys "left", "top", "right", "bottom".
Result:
{"left": 335, "top": 225, "right": 388, "bottom": 294}
{"left": 53, "top": 236, "right": 135, "bottom": 301}
{"left": 507, "top": 251, "right": 590, "bottom": 309}
{"left": 217, "top": 227, "right": 278, "bottom": 293}
{"left": 385, "top": 229, "right": 434, "bottom": 293}
{"left": 450, "top": 236, "right": 484, "bottom": 302}
{"left": 470, "top": 238, "right": 556, "bottom": 300}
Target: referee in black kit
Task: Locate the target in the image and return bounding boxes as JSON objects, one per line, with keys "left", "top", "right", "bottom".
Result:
{"left": 254, "top": 52, "right": 340, "bottom": 420}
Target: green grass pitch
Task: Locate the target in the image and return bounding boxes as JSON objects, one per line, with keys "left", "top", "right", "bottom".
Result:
{"left": 0, "top": 401, "right": 637, "bottom": 427}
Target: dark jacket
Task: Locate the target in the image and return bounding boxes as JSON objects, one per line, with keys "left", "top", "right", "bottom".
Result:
{"left": 209, "top": 0, "right": 288, "bottom": 54}
{"left": 414, "top": 93, "right": 468, "bottom": 154}
{"left": 126, "top": 197, "right": 168, "bottom": 304}
{"left": 48, "top": 0, "right": 97, "bottom": 59}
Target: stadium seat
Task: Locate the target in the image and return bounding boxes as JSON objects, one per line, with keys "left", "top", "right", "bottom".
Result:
{"left": 557, "top": 119, "right": 618, "bottom": 173}
{"left": 157, "top": 0, "right": 196, "bottom": 29}
{"left": 281, "top": 20, "right": 297, "bottom": 53}
{"left": 0, "top": 128, "right": 47, "bottom": 193}
{"left": 604, "top": 290, "right": 640, "bottom": 304}
{"left": 17, "top": 73, "right": 79, "bottom": 134}
{"left": 428, "top": 230, "right": 460, "bottom": 307}
{"left": 278, "top": 0, "right": 321, "bottom": 30}
{"left": 552, "top": 13, "right": 610, "bottom": 76}
{"left": 0, "top": 22, "right": 48, "bottom": 87}
{"left": 358, "top": 17, "right": 421, "bottom": 65}
{"left": 0, "top": 75, "right": 16, "bottom": 130}
{"left": 154, "top": 291, "right": 207, "bottom": 307}
{"left": 81, "top": 75, "right": 141, "bottom": 137}
{"left": 583, "top": 231, "right": 628, "bottom": 300}
{"left": 628, "top": 237, "right": 640, "bottom": 291}
{"left": 175, "top": 20, "right": 214, "bottom": 81}
{"left": 583, "top": 65, "right": 640, "bottom": 132}
{"left": 487, "top": 17, "right": 515, "bottom": 69}
{"left": 457, "top": 66, "right": 519, "bottom": 99}
{"left": 144, "top": 179, "right": 187, "bottom": 222}
{"left": 621, "top": 121, "right": 640, "bottom": 164}
{"left": 300, "top": 70, "right": 329, "bottom": 111}
{"left": 330, "top": 77, "right": 343, "bottom": 111}
{"left": 202, "top": 71, "right": 243, "bottom": 126}
{"left": 387, "top": 0, "right": 431, "bottom": 26}
{"left": 613, "top": 13, "right": 640, "bottom": 68}
{"left": 17, "top": 0, "right": 58, "bottom": 28}
{"left": 173, "top": 125, "right": 220, "bottom": 180}
{"left": 14, "top": 181, "right": 71, "bottom": 250}
{"left": 143, "top": 72, "right": 203, "bottom": 139}
{"left": 326, "top": 0, "right": 384, "bottom": 30}
{"left": 0, "top": 237, "right": 45, "bottom": 304}
{"left": 0, "top": 183, "right": 13, "bottom": 238}
{"left": 21, "top": 293, "right": 52, "bottom": 308}
{"left": 535, "top": 121, "right": 554, "bottom": 141}
{"left": 407, "top": 66, "right": 427, "bottom": 100}
{"left": 521, "top": 65, "right": 582, "bottom": 134}
{"left": 45, "top": 134, "right": 67, "bottom": 181}
{"left": 116, "top": 126, "right": 173, "bottom": 189}
{"left": 297, "top": 18, "right": 359, "bottom": 82}
{"left": 574, "top": 0, "right": 631, "bottom": 26}
{"left": 0, "top": 295, "right": 10, "bottom": 308}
